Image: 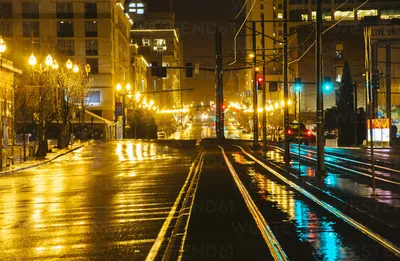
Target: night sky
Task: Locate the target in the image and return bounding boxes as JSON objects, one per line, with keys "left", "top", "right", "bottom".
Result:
{"left": 146, "top": 0, "right": 245, "bottom": 104}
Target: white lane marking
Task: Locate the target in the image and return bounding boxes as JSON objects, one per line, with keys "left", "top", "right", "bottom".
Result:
{"left": 220, "top": 147, "right": 289, "bottom": 261}
{"left": 237, "top": 146, "right": 400, "bottom": 257}
{"left": 145, "top": 152, "right": 204, "bottom": 261}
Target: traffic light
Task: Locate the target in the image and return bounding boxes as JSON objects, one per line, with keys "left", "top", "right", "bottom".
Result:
{"left": 372, "top": 70, "right": 380, "bottom": 89}
{"left": 323, "top": 77, "right": 333, "bottom": 93}
{"left": 257, "top": 75, "right": 264, "bottom": 90}
{"left": 294, "top": 78, "right": 302, "bottom": 93}
{"left": 186, "top": 62, "right": 193, "bottom": 78}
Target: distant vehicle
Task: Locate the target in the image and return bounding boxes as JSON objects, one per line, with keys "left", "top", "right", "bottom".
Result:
{"left": 279, "top": 122, "right": 316, "bottom": 145}
{"left": 157, "top": 131, "right": 166, "bottom": 139}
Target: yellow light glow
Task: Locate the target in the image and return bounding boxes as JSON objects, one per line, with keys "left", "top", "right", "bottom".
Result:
{"left": 275, "top": 102, "right": 279, "bottom": 109}
{"left": 280, "top": 100, "right": 285, "bottom": 107}
{"left": 66, "top": 59, "right": 73, "bottom": 70}
{"left": 45, "top": 54, "right": 53, "bottom": 66}
{"left": 255, "top": 67, "right": 260, "bottom": 72}
{"left": 52, "top": 60, "right": 59, "bottom": 70}
{"left": 135, "top": 92, "right": 141, "bottom": 101}
{"left": 149, "top": 100, "right": 154, "bottom": 106}
{"left": 73, "top": 65, "right": 79, "bottom": 73}
{"left": 116, "top": 83, "right": 122, "bottom": 92}
{"left": 0, "top": 36, "right": 6, "bottom": 53}
{"left": 126, "top": 83, "right": 131, "bottom": 91}
{"left": 288, "top": 100, "right": 292, "bottom": 106}
{"left": 28, "top": 53, "right": 37, "bottom": 66}
{"left": 248, "top": 53, "right": 255, "bottom": 58}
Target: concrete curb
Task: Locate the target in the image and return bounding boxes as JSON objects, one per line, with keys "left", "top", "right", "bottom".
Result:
{"left": 0, "top": 144, "right": 86, "bottom": 175}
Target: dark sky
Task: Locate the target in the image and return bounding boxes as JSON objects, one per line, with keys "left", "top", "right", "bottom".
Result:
{"left": 147, "top": 0, "right": 246, "bottom": 103}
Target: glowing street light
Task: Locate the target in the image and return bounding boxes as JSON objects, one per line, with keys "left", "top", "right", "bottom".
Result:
{"left": 45, "top": 54, "right": 53, "bottom": 66}
{"left": 135, "top": 92, "right": 141, "bottom": 102}
{"left": 116, "top": 83, "right": 122, "bottom": 92}
{"left": 125, "top": 83, "right": 131, "bottom": 92}
{"left": 66, "top": 59, "right": 73, "bottom": 70}
{"left": 52, "top": 60, "right": 59, "bottom": 70}
{"left": 0, "top": 36, "right": 6, "bottom": 54}
{"left": 28, "top": 53, "right": 37, "bottom": 66}
{"left": 73, "top": 64, "right": 79, "bottom": 73}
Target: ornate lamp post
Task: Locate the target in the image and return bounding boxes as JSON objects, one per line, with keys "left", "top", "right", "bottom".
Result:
{"left": 115, "top": 83, "right": 132, "bottom": 139}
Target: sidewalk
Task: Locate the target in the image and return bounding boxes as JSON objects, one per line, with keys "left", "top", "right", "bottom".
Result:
{"left": 0, "top": 142, "right": 86, "bottom": 175}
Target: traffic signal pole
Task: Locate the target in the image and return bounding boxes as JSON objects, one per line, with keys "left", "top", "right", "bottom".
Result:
{"left": 283, "top": 0, "right": 290, "bottom": 163}
{"left": 261, "top": 14, "right": 268, "bottom": 153}
{"left": 316, "top": 0, "right": 326, "bottom": 175}
{"left": 252, "top": 21, "right": 259, "bottom": 148}
{"left": 215, "top": 29, "right": 224, "bottom": 141}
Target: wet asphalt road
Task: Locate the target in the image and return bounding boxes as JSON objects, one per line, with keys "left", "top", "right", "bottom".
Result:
{"left": 0, "top": 141, "right": 197, "bottom": 260}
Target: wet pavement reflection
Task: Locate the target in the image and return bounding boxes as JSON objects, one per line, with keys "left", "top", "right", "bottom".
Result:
{"left": 229, "top": 150, "right": 399, "bottom": 261}
{"left": 0, "top": 141, "right": 196, "bottom": 260}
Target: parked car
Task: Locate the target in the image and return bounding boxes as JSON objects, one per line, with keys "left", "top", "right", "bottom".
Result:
{"left": 279, "top": 122, "right": 316, "bottom": 145}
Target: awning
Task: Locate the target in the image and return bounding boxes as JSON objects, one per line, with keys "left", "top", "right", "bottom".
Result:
{"left": 83, "top": 110, "right": 115, "bottom": 126}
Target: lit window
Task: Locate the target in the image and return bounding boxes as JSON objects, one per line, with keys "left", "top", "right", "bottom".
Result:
{"left": 137, "top": 3, "right": 144, "bottom": 7}
{"left": 137, "top": 8, "right": 144, "bottom": 14}
{"left": 357, "top": 9, "right": 378, "bottom": 19}
{"left": 312, "top": 11, "right": 332, "bottom": 21}
{"left": 277, "top": 13, "right": 283, "bottom": 19}
{"left": 335, "top": 66, "right": 343, "bottom": 83}
{"left": 334, "top": 10, "right": 354, "bottom": 21}
{"left": 153, "top": 39, "right": 166, "bottom": 51}
{"left": 301, "top": 14, "right": 308, "bottom": 21}
{"left": 129, "top": 3, "right": 136, "bottom": 7}
{"left": 142, "top": 38, "right": 150, "bottom": 46}
{"left": 380, "top": 9, "right": 400, "bottom": 20}
{"left": 129, "top": 8, "right": 137, "bottom": 12}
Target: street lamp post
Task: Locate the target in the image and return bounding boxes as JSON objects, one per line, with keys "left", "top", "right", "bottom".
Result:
{"left": 0, "top": 36, "right": 6, "bottom": 168}
{"left": 116, "top": 83, "right": 131, "bottom": 139}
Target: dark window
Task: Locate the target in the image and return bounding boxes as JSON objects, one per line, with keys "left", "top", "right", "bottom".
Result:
{"left": 84, "top": 3, "right": 97, "bottom": 18}
{"left": 85, "top": 21, "right": 98, "bottom": 37}
{"left": 57, "top": 21, "right": 74, "bottom": 37}
{"left": 86, "top": 91, "right": 100, "bottom": 103}
{"left": 85, "top": 40, "right": 98, "bottom": 55}
{"left": 22, "top": 2, "right": 39, "bottom": 19}
{"left": 23, "top": 22, "right": 39, "bottom": 37}
{"left": 57, "top": 39, "right": 74, "bottom": 56}
{"left": 56, "top": 3, "right": 73, "bottom": 19}
{"left": 0, "top": 21, "right": 13, "bottom": 37}
{"left": 0, "top": 3, "right": 13, "bottom": 19}
{"left": 86, "top": 58, "right": 98, "bottom": 74}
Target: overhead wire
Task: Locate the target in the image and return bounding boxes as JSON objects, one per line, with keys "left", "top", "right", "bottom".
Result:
{"left": 289, "top": 0, "right": 370, "bottom": 65}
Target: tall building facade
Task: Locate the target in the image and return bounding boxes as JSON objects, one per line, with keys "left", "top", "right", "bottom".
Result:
{"left": 246, "top": 0, "right": 400, "bottom": 113}
{"left": 127, "top": 1, "right": 182, "bottom": 109}
{"left": 1, "top": 0, "right": 132, "bottom": 124}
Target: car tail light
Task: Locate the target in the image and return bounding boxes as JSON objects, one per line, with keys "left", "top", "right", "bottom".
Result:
{"left": 306, "top": 130, "right": 311, "bottom": 136}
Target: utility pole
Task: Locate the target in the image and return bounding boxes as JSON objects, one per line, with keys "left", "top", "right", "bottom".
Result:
{"left": 316, "top": 0, "right": 325, "bottom": 175}
{"left": 386, "top": 45, "right": 392, "bottom": 146}
{"left": 261, "top": 14, "right": 267, "bottom": 153}
{"left": 252, "top": 21, "right": 259, "bottom": 148}
{"left": 215, "top": 29, "right": 224, "bottom": 141}
{"left": 283, "top": 0, "right": 290, "bottom": 163}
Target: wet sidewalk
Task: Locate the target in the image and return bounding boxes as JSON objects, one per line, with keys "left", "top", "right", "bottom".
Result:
{"left": 181, "top": 148, "right": 273, "bottom": 261}
{"left": 0, "top": 142, "right": 86, "bottom": 175}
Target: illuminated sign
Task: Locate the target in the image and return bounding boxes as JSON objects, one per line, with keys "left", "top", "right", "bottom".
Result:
{"left": 371, "top": 26, "right": 400, "bottom": 40}
{"left": 367, "top": 119, "right": 390, "bottom": 142}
